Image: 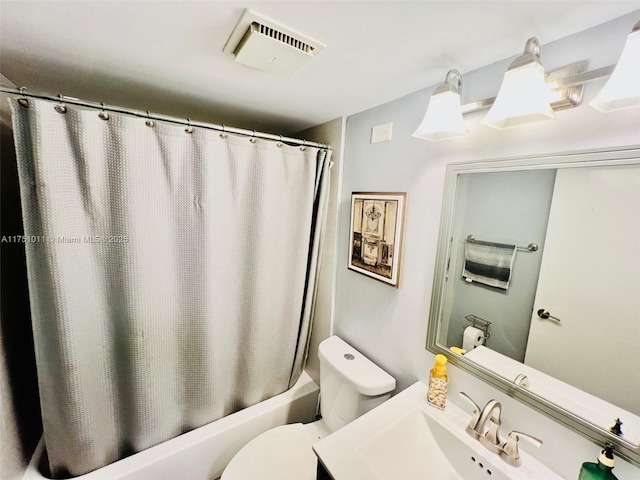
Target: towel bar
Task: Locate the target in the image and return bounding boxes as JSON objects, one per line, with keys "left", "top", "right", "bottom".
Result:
{"left": 466, "top": 235, "right": 538, "bottom": 252}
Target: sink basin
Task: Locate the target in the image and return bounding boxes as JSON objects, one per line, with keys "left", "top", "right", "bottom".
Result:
{"left": 313, "top": 381, "right": 563, "bottom": 480}
{"left": 356, "top": 407, "right": 509, "bottom": 480}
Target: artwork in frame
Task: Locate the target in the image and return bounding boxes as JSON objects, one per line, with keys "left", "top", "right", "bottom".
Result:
{"left": 348, "top": 192, "right": 407, "bottom": 287}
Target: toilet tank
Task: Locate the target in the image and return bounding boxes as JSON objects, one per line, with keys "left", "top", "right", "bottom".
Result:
{"left": 318, "top": 336, "right": 396, "bottom": 432}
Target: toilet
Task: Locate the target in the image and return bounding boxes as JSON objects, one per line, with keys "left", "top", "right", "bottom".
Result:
{"left": 221, "top": 335, "right": 396, "bottom": 479}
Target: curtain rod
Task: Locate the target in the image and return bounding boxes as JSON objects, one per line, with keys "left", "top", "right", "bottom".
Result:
{"left": 0, "top": 86, "right": 331, "bottom": 151}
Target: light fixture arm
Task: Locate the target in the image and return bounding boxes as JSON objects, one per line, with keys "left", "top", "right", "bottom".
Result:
{"left": 508, "top": 37, "right": 543, "bottom": 70}
{"left": 432, "top": 69, "right": 463, "bottom": 97}
{"left": 524, "top": 37, "right": 540, "bottom": 57}
{"left": 445, "top": 69, "right": 463, "bottom": 96}
{"left": 550, "top": 64, "right": 615, "bottom": 89}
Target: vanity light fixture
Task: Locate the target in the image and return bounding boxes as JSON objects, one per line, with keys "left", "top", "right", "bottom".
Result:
{"left": 412, "top": 19, "right": 640, "bottom": 142}
{"left": 481, "top": 37, "right": 556, "bottom": 129}
{"left": 413, "top": 69, "right": 469, "bottom": 141}
{"left": 590, "top": 20, "right": 640, "bottom": 112}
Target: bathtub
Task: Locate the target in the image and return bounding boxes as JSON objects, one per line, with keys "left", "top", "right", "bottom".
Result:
{"left": 22, "top": 372, "right": 319, "bottom": 480}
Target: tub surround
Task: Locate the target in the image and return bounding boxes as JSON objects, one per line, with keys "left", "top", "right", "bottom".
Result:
{"left": 22, "top": 373, "right": 318, "bottom": 480}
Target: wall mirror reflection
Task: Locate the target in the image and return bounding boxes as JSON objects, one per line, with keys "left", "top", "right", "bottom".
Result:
{"left": 426, "top": 147, "right": 640, "bottom": 465}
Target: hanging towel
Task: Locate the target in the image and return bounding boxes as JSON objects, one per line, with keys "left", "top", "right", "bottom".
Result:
{"left": 462, "top": 239, "right": 517, "bottom": 290}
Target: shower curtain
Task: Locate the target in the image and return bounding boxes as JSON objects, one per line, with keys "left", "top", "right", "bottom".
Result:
{"left": 9, "top": 98, "right": 331, "bottom": 477}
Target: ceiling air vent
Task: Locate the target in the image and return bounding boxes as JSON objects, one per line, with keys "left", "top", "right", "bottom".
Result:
{"left": 223, "top": 9, "right": 326, "bottom": 76}
{"left": 253, "top": 22, "right": 314, "bottom": 55}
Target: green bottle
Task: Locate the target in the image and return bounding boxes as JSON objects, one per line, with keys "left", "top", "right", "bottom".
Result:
{"left": 578, "top": 445, "right": 618, "bottom": 480}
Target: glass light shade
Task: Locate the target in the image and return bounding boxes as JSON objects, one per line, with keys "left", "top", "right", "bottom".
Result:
{"left": 590, "top": 29, "right": 640, "bottom": 112}
{"left": 412, "top": 90, "right": 469, "bottom": 141}
{"left": 481, "top": 62, "right": 556, "bottom": 129}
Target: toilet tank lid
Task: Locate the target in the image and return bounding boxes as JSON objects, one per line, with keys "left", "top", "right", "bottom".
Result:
{"left": 319, "top": 336, "right": 396, "bottom": 396}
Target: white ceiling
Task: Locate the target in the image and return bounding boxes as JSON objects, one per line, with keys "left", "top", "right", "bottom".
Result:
{"left": 1, "top": 1, "right": 639, "bottom": 135}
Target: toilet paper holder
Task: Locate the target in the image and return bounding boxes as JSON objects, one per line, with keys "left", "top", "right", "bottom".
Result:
{"left": 464, "top": 314, "right": 491, "bottom": 341}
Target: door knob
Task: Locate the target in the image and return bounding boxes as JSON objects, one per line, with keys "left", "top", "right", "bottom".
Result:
{"left": 537, "top": 309, "right": 561, "bottom": 323}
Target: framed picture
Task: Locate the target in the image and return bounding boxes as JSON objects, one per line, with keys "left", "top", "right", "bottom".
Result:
{"left": 348, "top": 192, "right": 407, "bottom": 287}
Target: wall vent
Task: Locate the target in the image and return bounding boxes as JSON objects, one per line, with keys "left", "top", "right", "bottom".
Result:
{"left": 223, "top": 9, "right": 326, "bottom": 76}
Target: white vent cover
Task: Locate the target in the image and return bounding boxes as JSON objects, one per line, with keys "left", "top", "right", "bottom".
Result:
{"left": 223, "top": 9, "right": 326, "bottom": 76}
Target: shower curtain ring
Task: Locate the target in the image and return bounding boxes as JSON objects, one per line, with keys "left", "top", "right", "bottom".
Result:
{"left": 55, "top": 94, "right": 67, "bottom": 114}
{"left": 185, "top": 118, "right": 194, "bottom": 134}
{"left": 220, "top": 124, "right": 227, "bottom": 139}
{"left": 277, "top": 134, "right": 283, "bottom": 148}
{"left": 300, "top": 139, "right": 307, "bottom": 151}
{"left": 18, "top": 87, "right": 29, "bottom": 108}
{"left": 250, "top": 130, "right": 257, "bottom": 143}
{"left": 98, "top": 102, "right": 110, "bottom": 121}
{"left": 145, "top": 111, "right": 155, "bottom": 128}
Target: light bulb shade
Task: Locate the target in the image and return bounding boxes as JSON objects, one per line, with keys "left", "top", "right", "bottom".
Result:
{"left": 590, "top": 29, "right": 640, "bottom": 112}
{"left": 413, "top": 89, "right": 468, "bottom": 141}
{"left": 481, "top": 61, "right": 556, "bottom": 129}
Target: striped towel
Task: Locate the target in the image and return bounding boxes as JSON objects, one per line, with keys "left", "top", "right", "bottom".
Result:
{"left": 462, "top": 240, "right": 517, "bottom": 290}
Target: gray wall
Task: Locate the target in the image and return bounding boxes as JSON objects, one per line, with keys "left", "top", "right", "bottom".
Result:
{"left": 333, "top": 11, "right": 640, "bottom": 479}
{"left": 446, "top": 169, "right": 556, "bottom": 361}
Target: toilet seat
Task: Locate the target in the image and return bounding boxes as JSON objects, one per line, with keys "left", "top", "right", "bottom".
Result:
{"left": 222, "top": 337, "right": 396, "bottom": 479}
{"left": 221, "top": 423, "right": 318, "bottom": 480}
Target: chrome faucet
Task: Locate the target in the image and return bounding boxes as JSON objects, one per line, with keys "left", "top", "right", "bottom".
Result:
{"left": 459, "top": 392, "right": 542, "bottom": 464}
{"left": 459, "top": 392, "right": 502, "bottom": 453}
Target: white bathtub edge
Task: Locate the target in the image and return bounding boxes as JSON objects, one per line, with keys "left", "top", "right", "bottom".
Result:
{"left": 23, "top": 371, "right": 319, "bottom": 480}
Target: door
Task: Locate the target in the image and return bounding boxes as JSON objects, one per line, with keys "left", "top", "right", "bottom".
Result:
{"left": 524, "top": 164, "right": 640, "bottom": 414}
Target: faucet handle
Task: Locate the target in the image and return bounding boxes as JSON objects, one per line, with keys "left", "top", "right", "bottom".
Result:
{"left": 501, "top": 430, "right": 543, "bottom": 467}
{"left": 459, "top": 392, "right": 481, "bottom": 437}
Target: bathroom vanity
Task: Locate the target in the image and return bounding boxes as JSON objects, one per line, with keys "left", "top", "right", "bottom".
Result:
{"left": 313, "top": 381, "right": 563, "bottom": 480}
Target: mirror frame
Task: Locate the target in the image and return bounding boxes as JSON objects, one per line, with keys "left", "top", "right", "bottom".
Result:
{"left": 426, "top": 145, "right": 640, "bottom": 467}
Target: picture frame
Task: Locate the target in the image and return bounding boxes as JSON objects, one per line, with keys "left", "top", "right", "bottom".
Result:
{"left": 348, "top": 192, "right": 407, "bottom": 287}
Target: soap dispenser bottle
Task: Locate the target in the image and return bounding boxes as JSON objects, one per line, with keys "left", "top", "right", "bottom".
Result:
{"left": 578, "top": 444, "right": 618, "bottom": 480}
{"left": 427, "top": 354, "right": 448, "bottom": 409}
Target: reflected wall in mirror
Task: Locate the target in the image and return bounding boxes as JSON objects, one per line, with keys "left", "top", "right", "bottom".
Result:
{"left": 426, "top": 147, "right": 640, "bottom": 466}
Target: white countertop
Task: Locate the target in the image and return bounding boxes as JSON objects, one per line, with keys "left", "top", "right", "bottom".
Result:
{"left": 313, "top": 381, "right": 564, "bottom": 480}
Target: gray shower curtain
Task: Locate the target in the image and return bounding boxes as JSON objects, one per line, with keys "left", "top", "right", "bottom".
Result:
{"left": 9, "top": 98, "right": 331, "bottom": 477}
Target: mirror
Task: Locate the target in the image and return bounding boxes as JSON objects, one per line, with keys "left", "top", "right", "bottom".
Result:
{"left": 426, "top": 147, "right": 640, "bottom": 467}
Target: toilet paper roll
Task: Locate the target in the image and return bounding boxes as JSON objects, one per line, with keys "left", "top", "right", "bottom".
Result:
{"left": 462, "top": 326, "right": 485, "bottom": 351}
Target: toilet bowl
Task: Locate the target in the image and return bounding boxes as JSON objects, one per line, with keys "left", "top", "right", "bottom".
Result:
{"left": 221, "top": 336, "right": 395, "bottom": 480}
